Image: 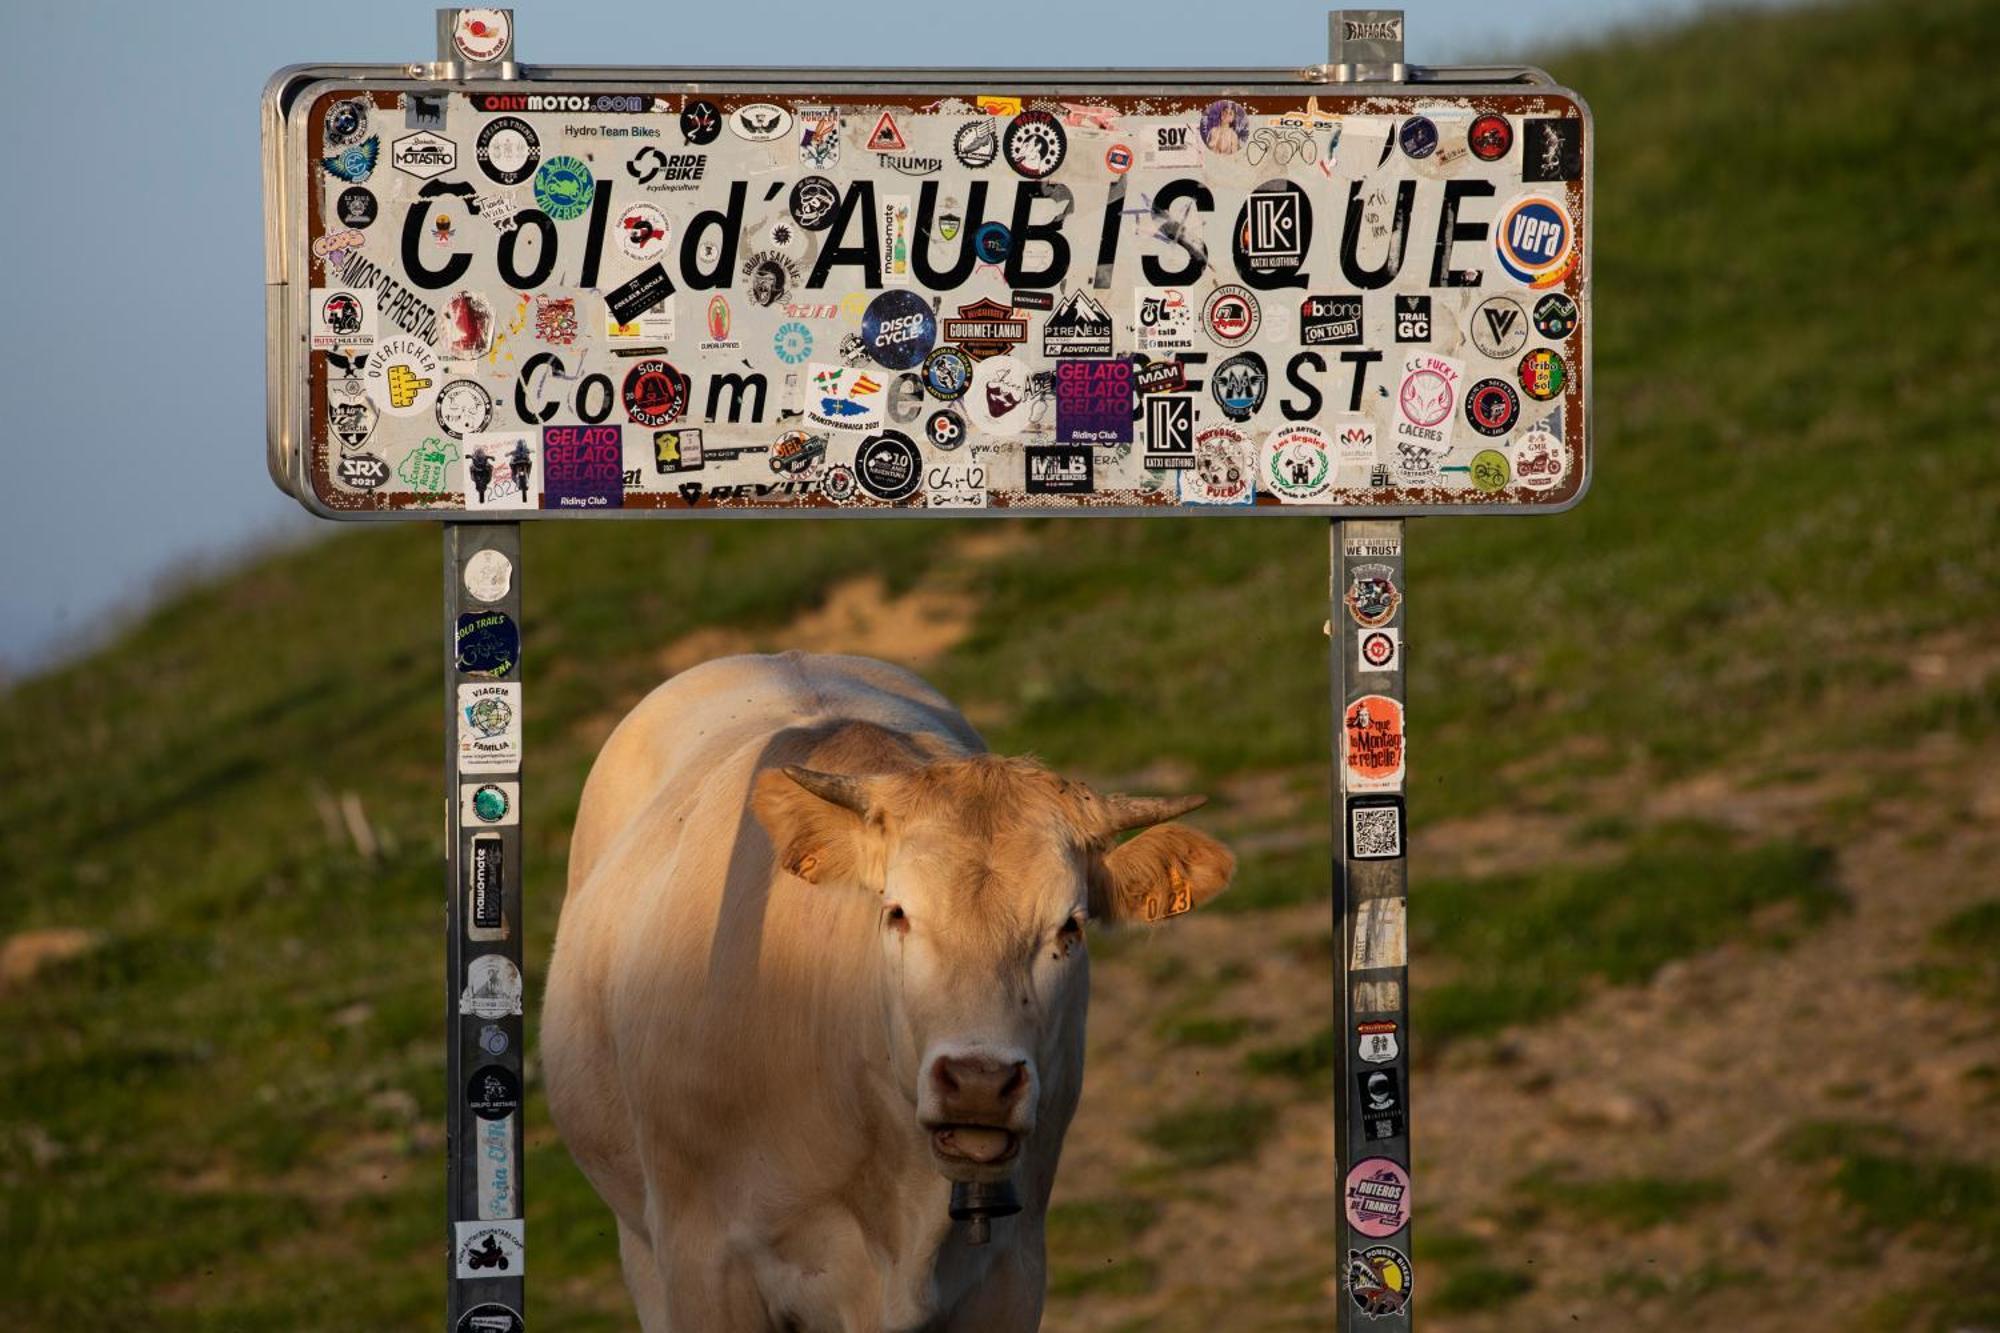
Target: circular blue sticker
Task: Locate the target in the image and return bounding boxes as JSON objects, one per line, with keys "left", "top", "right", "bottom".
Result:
{"left": 534, "top": 155, "right": 595, "bottom": 221}
{"left": 861, "top": 290, "right": 937, "bottom": 371}
{"left": 974, "top": 221, "right": 1012, "bottom": 265}
{"left": 1399, "top": 116, "right": 1439, "bottom": 160}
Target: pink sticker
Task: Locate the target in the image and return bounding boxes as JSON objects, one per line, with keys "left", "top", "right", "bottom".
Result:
{"left": 1344, "top": 1157, "right": 1411, "bottom": 1237}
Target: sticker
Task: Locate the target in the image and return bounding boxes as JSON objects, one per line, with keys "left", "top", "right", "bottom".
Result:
{"left": 679, "top": 100, "right": 722, "bottom": 146}
{"left": 1355, "top": 980, "right": 1401, "bottom": 1014}
{"left": 881, "top": 194, "right": 913, "bottom": 284}
{"left": 1470, "top": 448, "right": 1511, "bottom": 493}
{"left": 1356, "top": 1019, "right": 1401, "bottom": 1064}
{"left": 623, "top": 359, "right": 688, "bottom": 427}
{"left": 943, "top": 297, "right": 1026, "bottom": 360}
{"left": 336, "top": 186, "right": 377, "bottom": 229}
{"left": 534, "top": 155, "right": 595, "bottom": 221}
{"left": 455, "top": 611, "right": 519, "bottom": 678}
{"left": 1469, "top": 296, "right": 1529, "bottom": 359}
{"left": 865, "top": 110, "right": 908, "bottom": 153}
{"left": 616, "top": 202, "right": 672, "bottom": 262}
{"left": 1105, "top": 143, "right": 1134, "bottom": 173}
{"left": 458, "top": 683, "right": 522, "bottom": 773}
{"left": 392, "top": 131, "right": 456, "bottom": 180}
{"left": 468, "top": 1064, "right": 521, "bottom": 1121}
{"left": 921, "top": 346, "right": 973, "bottom": 400}
{"left": 460, "top": 954, "right": 524, "bottom": 1019}
{"left": 789, "top": 176, "right": 840, "bottom": 231}
{"left": 730, "top": 103, "right": 794, "bottom": 142}
{"left": 1054, "top": 359, "right": 1132, "bottom": 444}
{"left": 1344, "top": 696, "right": 1406, "bottom": 792}
{"left": 364, "top": 335, "right": 440, "bottom": 416}
{"left": 861, "top": 289, "right": 936, "bottom": 370}
{"left": 477, "top": 1023, "right": 511, "bottom": 1056}
{"left": 965, "top": 355, "right": 1033, "bottom": 434}
{"left": 774, "top": 321, "right": 814, "bottom": 365}
{"left": 973, "top": 221, "right": 1011, "bottom": 265}
{"left": 462, "top": 781, "right": 518, "bottom": 826}
{"left": 1335, "top": 420, "right": 1378, "bottom": 487}
{"left": 925, "top": 462, "right": 987, "bottom": 508}
{"left": 455, "top": 1219, "right": 525, "bottom": 1277}
{"left": 1043, "top": 289, "right": 1114, "bottom": 357}
{"left": 1495, "top": 194, "right": 1577, "bottom": 288}
{"left": 1202, "top": 284, "right": 1261, "bottom": 347}
{"left": 1351, "top": 898, "right": 1407, "bottom": 978}
{"left": 1136, "top": 287, "right": 1195, "bottom": 351}
{"left": 1465, "top": 378, "right": 1520, "bottom": 436}
{"left": 452, "top": 8, "right": 512, "bottom": 61}
{"left": 925, "top": 409, "right": 967, "bottom": 451}
{"left": 324, "top": 98, "right": 370, "bottom": 148}
{"left": 1146, "top": 122, "right": 1202, "bottom": 169}
{"left": 1135, "top": 360, "right": 1185, "bottom": 395}
{"left": 1517, "top": 348, "right": 1568, "bottom": 401}
{"left": 652, "top": 428, "right": 703, "bottom": 474}
{"left": 456, "top": 1304, "right": 525, "bottom": 1333}
{"left": 1181, "top": 425, "right": 1253, "bottom": 505}
{"left": 1469, "top": 113, "right": 1513, "bottom": 161}
{"left": 1348, "top": 1245, "right": 1414, "bottom": 1318}
{"left": 475, "top": 116, "right": 538, "bottom": 185}
{"left": 1237, "top": 182, "right": 1308, "bottom": 280}
{"left": 1398, "top": 116, "right": 1438, "bottom": 160}
{"left": 1025, "top": 445, "right": 1093, "bottom": 495}
{"left": 399, "top": 435, "right": 460, "bottom": 493}
{"left": 1344, "top": 1159, "right": 1411, "bottom": 1238}
{"left": 435, "top": 379, "right": 494, "bottom": 441}
{"left": 477, "top": 1113, "right": 518, "bottom": 1221}
{"left": 534, "top": 295, "right": 580, "bottom": 345}
{"left": 544, "top": 423, "right": 624, "bottom": 510}
{"left": 1200, "top": 100, "right": 1249, "bottom": 155}
{"left": 1263, "top": 425, "right": 1333, "bottom": 503}
{"left": 1211, "top": 353, "right": 1267, "bottom": 422}
{"left": 337, "top": 453, "right": 389, "bottom": 490}
{"left": 463, "top": 431, "right": 538, "bottom": 511}
{"left": 1300, "top": 295, "right": 1363, "bottom": 347}
{"left": 1533, "top": 291, "right": 1581, "bottom": 339}
{"left": 805, "top": 363, "right": 886, "bottom": 435}
{"left": 321, "top": 136, "right": 379, "bottom": 183}
{"left": 855, "top": 430, "right": 923, "bottom": 502}
{"left": 797, "top": 107, "right": 839, "bottom": 168}
{"left": 463, "top": 548, "right": 513, "bottom": 603}
{"left": 1522, "top": 118, "right": 1583, "bottom": 181}
{"left": 1512, "top": 424, "right": 1569, "bottom": 492}
{"left": 1002, "top": 110, "right": 1066, "bottom": 179}
{"left": 310, "top": 288, "right": 375, "bottom": 350}
{"left": 1357, "top": 627, "right": 1401, "bottom": 675}
{"left": 1394, "top": 354, "right": 1462, "bottom": 456}
{"left": 605, "top": 264, "right": 675, "bottom": 328}
{"left": 953, "top": 119, "right": 999, "bottom": 169}
{"left": 1357, "top": 1068, "right": 1406, "bottom": 1141}
{"left": 470, "top": 835, "right": 506, "bottom": 933}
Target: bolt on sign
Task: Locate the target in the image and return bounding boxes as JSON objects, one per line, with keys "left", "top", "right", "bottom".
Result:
{"left": 266, "top": 65, "right": 1591, "bottom": 520}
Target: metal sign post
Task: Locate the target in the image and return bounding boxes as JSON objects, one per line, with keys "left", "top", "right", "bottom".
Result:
{"left": 258, "top": 8, "right": 1591, "bottom": 1324}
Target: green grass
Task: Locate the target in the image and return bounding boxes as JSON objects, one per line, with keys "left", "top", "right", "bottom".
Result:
{"left": 2, "top": 0, "right": 1998, "bottom": 1325}
{"left": 1513, "top": 1171, "right": 1732, "bottom": 1232}
{"left": 1137, "top": 1100, "right": 1279, "bottom": 1171}
{"left": 1897, "top": 898, "right": 2000, "bottom": 1008}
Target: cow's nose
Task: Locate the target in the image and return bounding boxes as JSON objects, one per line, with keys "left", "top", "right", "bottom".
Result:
{"left": 930, "top": 1055, "right": 1030, "bottom": 1123}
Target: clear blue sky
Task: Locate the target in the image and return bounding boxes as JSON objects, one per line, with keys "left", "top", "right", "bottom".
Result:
{"left": 0, "top": 0, "right": 1792, "bottom": 671}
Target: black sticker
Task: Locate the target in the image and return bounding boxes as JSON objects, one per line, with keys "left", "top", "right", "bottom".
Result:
{"left": 1300, "top": 295, "right": 1364, "bottom": 346}
{"left": 1394, "top": 295, "right": 1431, "bottom": 342}
{"left": 455, "top": 611, "right": 519, "bottom": 678}
{"left": 855, "top": 431, "right": 922, "bottom": 502}
{"left": 1522, "top": 118, "right": 1583, "bottom": 182}
{"left": 1356, "top": 1067, "right": 1406, "bottom": 1141}
{"left": 467, "top": 1064, "right": 522, "bottom": 1120}
{"left": 456, "top": 1303, "right": 525, "bottom": 1333}
{"left": 336, "top": 186, "right": 378, "bottom": 229}
{"left": 470, "top": 836, "right": 505, "bottom": 930}
{"left": 605, "top": 263, "right": 674, "bottom": 326}
{"left": 788, "top": 176, "right": 840, "bottom": 231}
{"left": 1347, "top": 796, "right": 1405, "bottom": 861}
{"left": 679, "top": 99, "right": 722, "bottom": 145}
{"left": 1025, "top": 445, "right": 1093, "bottom": 494}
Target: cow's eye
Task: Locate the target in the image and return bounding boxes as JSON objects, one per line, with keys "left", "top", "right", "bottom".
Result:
{"left": 885, "top": 904, "right": 910, "bottom": 935}
{"left": 1056, "top": 915, "right": 1086, "bottom": 955}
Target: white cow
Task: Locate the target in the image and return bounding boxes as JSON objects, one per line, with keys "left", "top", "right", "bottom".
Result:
{"left": 544, "top": 652, "right": 1236, "bottom": 1331}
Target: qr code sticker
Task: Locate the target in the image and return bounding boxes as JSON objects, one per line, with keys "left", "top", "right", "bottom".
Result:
{"left": 1350, "top": 804, "right": 1403, "bottom": 860}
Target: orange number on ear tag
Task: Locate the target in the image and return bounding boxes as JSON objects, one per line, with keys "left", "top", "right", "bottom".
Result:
{"left": 1162, "top": 866, "right": 1194, "bottom": 919}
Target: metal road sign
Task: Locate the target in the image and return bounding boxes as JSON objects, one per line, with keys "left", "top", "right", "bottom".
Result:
{"left": 263, "top": 31, "right": 1591, "bottom": 519}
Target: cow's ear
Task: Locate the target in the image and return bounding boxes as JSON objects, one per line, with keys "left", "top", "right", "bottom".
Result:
{"left": 752, "top": 766, "right": 885, "bottom": 889}
{"left": 1089, "top": 824, "right": 1236, "bottom": 926}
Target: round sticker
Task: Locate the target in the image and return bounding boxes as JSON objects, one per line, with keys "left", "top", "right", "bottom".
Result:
{"left": 1263, "top": 424, "right": 1332, "bottom": 502}
{"left": 966, "top": 355, "right": 1033, "bottom": 434}
{"left": 1512, "top": 426, "right": 1569, "bottom": 491}
{"left": 1348, "top": 1245, "right": 1414, "bottom": 1319}
{"left": 1002, "top": 110, "right": 1067, "bottom": 179}
{"left": 455, "top": 1303, "right": 524, "bottom": 1333}
{"left": 1200, "top": 100, "right": 1248, "bottom": 155}
{"left": 1105, "top": 143, "right": 1134, "bottom": 173}
{"left": 1211, "top": 352, "right": 1268, "bottom": 422}
{"left": 821, "top": 464, "right": 858, "bottom": 502}
{"left": 1469, "top": 296, "right": 1529, "bottom": 359}
{"left": 773, "top": 322, "right": 813, "bottom": 365}
{"left": 1470, "top": 448, "right": 1512, "bottom": 493}
{"left": 1469, "top": 114, "right": 1513, "bottom": 161}
{"left": 434, "top": 380, "right": 494, "bottom": 440}
{"left": 769, "top": 431, "right": 827, "bottom": 476}
{"left": 921, "top": 346, "right": 973, "bottom": 401}
{"left": 455, "top": 611, "right": 519, "bottom": 678}
{"left": 1464, "top": 378, "right": 1521, "bottom": 436}
{"left": 789, "top": 176, "right": 840, "bottom": 231}
{"left": 466, "top": 1065, "right": 521, "bottom": 1120}
{"left": 861, "top": 290, "right": 937, "bottom": 371}
{"left": 324, "top": 98, "right": 370, "bottom": 148}
{"left": 973, "top": 221, "right": 1012, "bottom": 265}
{"left": 1398, "top": 116, "right": 1438, "bottom": 160}
{"left": 364, "top": 335, "right": 441, "bottom": 417}
{"left": 953, "top": 119, "right": 999, "bottom": 169}
{"left": 730, "top": 103, "right": 795, "bottom": 142}
{"left": 925, "top": 408, "right": 967, "bottom": 451}
{"left": 1202, "top": 284, "right": 1262, "bottom": 347}
{"left": 1360, "top": 630, "right": 1398, "bottom": 669}
{"left": 680, "top": 100, "right": 722, "bottom": 146}
{"left": 1344, "top": 1157, "right": 1412, "bottom": 1237}
{"left": 534, "top": 156, "right": 595, "bottom": 221}
{"left": 463, "top": 549, "right": 513, "bottom": 603}
{"left": 1345, "top": 565, "right": 1401, "bottom": 627}
{"left": 475, "top": 116, "right": 539, "bottom": 185}
{"left": 1533, "top": 292, "right": 1581, "bottom": 339}
{"left": 1517, "top": 348, "right": 1568, "bottom": 401}
{"left": 336, "top": 186, "right": 377, "bottom": 229}
{"left": 452, "top": 9, "right": 511, "bottom": 61}
{"left": 1398, "top": 364, "right": 1455, "bottom": 429}
{"left": 855, "top": 431, "right": 922, "bottom": 502}
{"left": 1495, "top": 194, "right": 1577, "bottom": 288}
{"left": 1185, "top": 425, "right": 1253, "bottom": 504}
{"left": 622, "top": 359, "right": 687, "bottom": 427}
{"left": 470, "top": 783, "right": 512, "bottom": 823}
{"left": 617, "top": 203, "right": 671, "bottom": 261}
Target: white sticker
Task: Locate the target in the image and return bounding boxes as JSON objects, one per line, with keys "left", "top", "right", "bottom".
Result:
{"left": 1394, "top": 352, "right": 1464, "bottom": 460}
{"left": 964, "top": 355, "right": 1034, "bottom": 435}
{"left": 1135, "top": 286, "right": 1195, "bottom": 351}
{"left": 881, "top": 195, "right": 912, "bottom": 286}
{"left": 364, "top": 335, "right": 441, "bottom": 417}
{"left": 452, "top": 8, "right": 512, "bottom": 62}
{"left": 1350, "top": 898, "right": 1408, "bottom": 971}
{"left": 1262, "top": 424, "right": 1332, "bottom": 503}
{"left": 458, "top": 682, "right": 522, "bottom": 773}
{"left": 1144, "top": 122, "right": 1203, "bottom": 169}
{"left": 614, "top": 202, "right": 672, "bottom": 264}
{"left": 309, "top": 287, "right": 375, "bottom": 350}
{"left": 463, "top": 548, "right": 513, "bottom": 603}
{"left": 924, "top": 462, "right": 988, "bottom": 508}
{"left": 1512, "top": 425, "right": 1569, "bottom": 492}
{"left": 477, "top": 1115, "right": 519, "bottom": 1220}
{"left": 454, "top": 1218, "right": 525, "bottom": 1277}
{"left": 1358, "top": 627, "right": 1401, "bottom": 674}
{"left": 460, "top": 954, "right": 524, "bottom": 1019}
{"left": 461, "top": 780, "right": 519, "bottom": 827}
{"left": 1357, "top": 1022, "right": 1400, "bottom": 1064}
{"left": 462, "top": 432, "right": 540, "bottom": 511}
{"left": 803, "top": 362, "right": 886, "bottom": 435}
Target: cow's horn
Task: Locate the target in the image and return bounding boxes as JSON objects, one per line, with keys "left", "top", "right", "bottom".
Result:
{"left": 1099, "top": 792, "right": 1206, "bottom": 833}
{"left": 782, "top": 766, "right": 872, "bottom": 814}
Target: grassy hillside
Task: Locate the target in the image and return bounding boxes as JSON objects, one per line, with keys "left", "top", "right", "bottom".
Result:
{"left": 3, "top": 0, "right": 1997, "bottom": 1328}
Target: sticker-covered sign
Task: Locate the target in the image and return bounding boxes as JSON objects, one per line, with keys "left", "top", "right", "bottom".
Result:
{"left": 275, "top": 81, "right": 1590, "bottom": 517}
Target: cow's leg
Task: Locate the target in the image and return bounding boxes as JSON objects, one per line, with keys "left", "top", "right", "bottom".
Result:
{"left": 619, "top": 1220, "right": 672, "bottom": 1333}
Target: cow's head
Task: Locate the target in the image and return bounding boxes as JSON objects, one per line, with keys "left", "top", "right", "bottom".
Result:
{"left": 754, "top": 755, "right": 1234, "bottom": 1184}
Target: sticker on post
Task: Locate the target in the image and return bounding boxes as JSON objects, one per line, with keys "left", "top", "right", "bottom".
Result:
{"left": 455, "top": 611, "right": 519, "bottom": 679}
{"left": 1354, "top": 980, "right": 1402, "bottom": 1014}
{"left": 1348, "top": 1246, "right": 1414, "bottom": 1319}
{"left": 1349, "top": 897, "right": 1407, "bottom": 971}
{"left": 458, "top": 683, "right": 522, "bottom": 773}
{"left": 462, "top": 780, "right": 518, "bottom": 826}
{"left": 469, "top": 834, "right": 506, "bottom": 936}
{"left": 1344, "top": 1158, "right": 1411, "bottom": 1237}
{"left": 1347, "top": 796, "right": 1405, "bottom": 861}
{"left": 454, "top": 1219, "right": 524, "bottom": 1277}
{"left": 477, "top": 1113, "right": 519, "bottom": 1220}
{"left": 460, "top": 954, "right": 523, "bottom": 1018}
{"left": 1343, "top": 695, "right": 1406, "bottom": 792}
{"left": 1357, "top": 1067, "right": 1406, "bottom": 1141}
{"left": 463, "top": 548, "right": 512, "bottom": 603}
{"left": 456, "top": 1304, "right": 525, "bottom": 1333}
{"left": 1357, "top": 627, "right": 1401, "bottom": 675}
{"left": 1357, "top": 1019, "right": 1399, "bottom": 1064}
